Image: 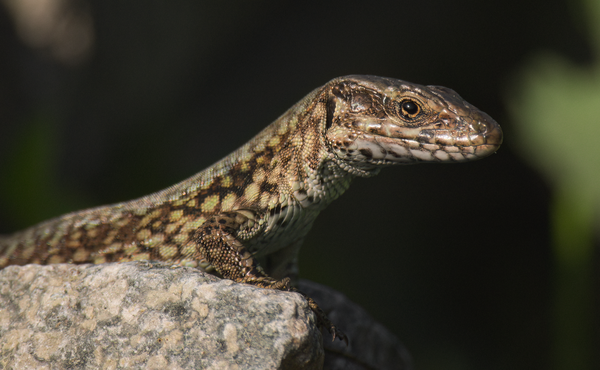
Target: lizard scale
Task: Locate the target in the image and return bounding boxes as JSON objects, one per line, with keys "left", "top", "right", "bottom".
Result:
{"left": 0, "top": 75, "right": 503, "bottom": 342}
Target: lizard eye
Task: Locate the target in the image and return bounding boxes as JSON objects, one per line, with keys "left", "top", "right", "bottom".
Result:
{"left": 398, "top": 99, "right": 421, "bottom": 119}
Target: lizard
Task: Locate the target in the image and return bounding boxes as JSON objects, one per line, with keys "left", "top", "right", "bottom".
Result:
{"left": 0, "top": 75, "right": 502, "bottom": 343}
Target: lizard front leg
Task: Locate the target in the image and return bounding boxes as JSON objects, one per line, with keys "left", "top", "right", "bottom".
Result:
{"left": 195, "top": 212, "right": 283, "bottom": 288}
{"left": 195, "top": 212, "right": 347, "bottom": 344}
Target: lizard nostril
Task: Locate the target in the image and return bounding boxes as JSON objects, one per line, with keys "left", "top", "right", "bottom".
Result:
{"left": 471, "top": 121, "right": 487, "bottom": 133}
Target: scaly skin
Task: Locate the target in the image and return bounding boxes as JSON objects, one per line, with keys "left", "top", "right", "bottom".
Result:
{"left": 0, "top": 75, "right": 502, "bottom": 343}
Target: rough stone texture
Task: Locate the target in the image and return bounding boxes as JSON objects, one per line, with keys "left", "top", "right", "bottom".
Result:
{"left": 0, "top": 262, "right": 412, "bottom": 370}
{"left": 0, "top": 262, "right": 323, "bottom": 369}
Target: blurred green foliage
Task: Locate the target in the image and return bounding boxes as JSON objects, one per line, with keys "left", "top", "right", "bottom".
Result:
{"left": 508, "top": 0, "right": 600, "bottom": 368}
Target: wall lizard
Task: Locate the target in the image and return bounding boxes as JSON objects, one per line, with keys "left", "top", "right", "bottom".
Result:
{"left": 0, "top": 75, "right": 502, "bottom": 343}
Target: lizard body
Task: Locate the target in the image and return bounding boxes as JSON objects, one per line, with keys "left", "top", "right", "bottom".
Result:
{"left": 0, "top": 75, "right": 502, "bottom": 342}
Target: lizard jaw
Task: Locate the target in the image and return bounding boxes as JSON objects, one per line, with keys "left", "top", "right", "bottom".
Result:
{"left": 371, "top": 112, "right": 503, "bottom": 163}
{"left": 327, "top": 114, "right": 502, "bottom": 168}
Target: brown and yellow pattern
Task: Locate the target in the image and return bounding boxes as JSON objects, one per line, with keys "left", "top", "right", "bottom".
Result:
{"left": 0, "top": 75, "right": 503, "bottom": 343}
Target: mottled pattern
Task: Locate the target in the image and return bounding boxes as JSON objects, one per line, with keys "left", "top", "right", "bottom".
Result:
{"left": 0, "top": 263, "right": 324, "bottom": 369}
{"left": 0, "top": 75, "right": 503, "bottom": 342}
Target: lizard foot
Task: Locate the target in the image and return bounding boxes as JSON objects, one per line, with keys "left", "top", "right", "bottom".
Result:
{"left": 242, "top": 276, "right": 348, "bottom": 345}
{"left": 293, "top": 288, "right": 349, "bottom": 345}
{"left": 242, "top": 276, "right": 291, "bottom": 290}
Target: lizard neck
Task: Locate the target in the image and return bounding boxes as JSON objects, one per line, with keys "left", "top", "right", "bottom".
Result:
{"left": 148, "top": 86, "right": 357, "bottom": 214}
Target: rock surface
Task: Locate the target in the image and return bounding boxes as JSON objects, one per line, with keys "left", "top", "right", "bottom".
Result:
{"left": 0, "top": 262, "right": 412, "bottom": 369}
{"left": 0, "top": 262, "right": 323, "bottom": 369}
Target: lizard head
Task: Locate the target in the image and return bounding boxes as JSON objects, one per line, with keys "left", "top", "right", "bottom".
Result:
{"left": 322, "top": 75, "right": 502, "bottom": 176}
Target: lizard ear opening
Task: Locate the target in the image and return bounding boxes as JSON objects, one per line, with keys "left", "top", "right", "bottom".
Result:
{"left": 325, "top": 98, "right": 335, "bottom": 130}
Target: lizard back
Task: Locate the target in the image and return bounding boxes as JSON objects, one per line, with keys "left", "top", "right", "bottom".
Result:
{"left": 0, "top": 75, "right": 502, "bottom": 281}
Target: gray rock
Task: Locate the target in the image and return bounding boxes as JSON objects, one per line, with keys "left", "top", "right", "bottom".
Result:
{"left": 0, "top": 262, "right": 323, "bottom": 369}
{"left": 0, "top": 262, "right": 412, "bottom": 369}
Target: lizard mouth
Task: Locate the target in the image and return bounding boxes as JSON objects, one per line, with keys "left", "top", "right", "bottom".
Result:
{"left": 347, "top": 115, "right": 503, "bottom": 164}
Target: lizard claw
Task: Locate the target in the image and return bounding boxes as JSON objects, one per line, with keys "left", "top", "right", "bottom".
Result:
{"left": 243, "top": 276, "right": 290, "bottom": 290}
{"left": 298, "top": 291, "right": 349, "bottom": 346}
{"left": 330, "top": 325, "right": 349, "bottom": 346}
{"left": 239, "top": 276, "right": 348, "bottom": 345}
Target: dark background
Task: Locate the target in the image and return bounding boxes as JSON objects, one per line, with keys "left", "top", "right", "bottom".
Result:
{"left": 0, "top": 1, "right": 597, "bottom": 369}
